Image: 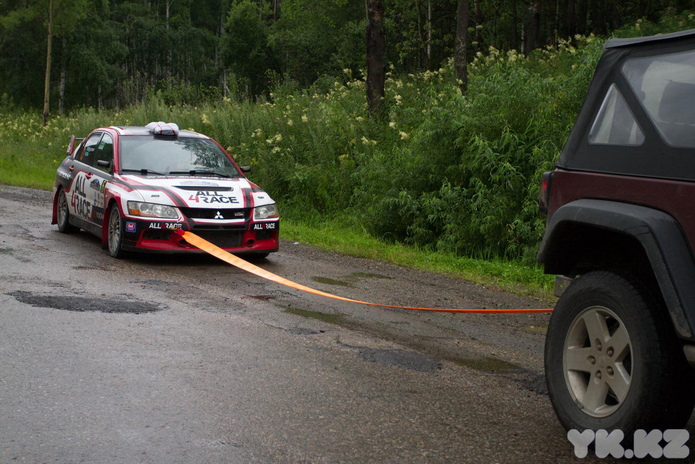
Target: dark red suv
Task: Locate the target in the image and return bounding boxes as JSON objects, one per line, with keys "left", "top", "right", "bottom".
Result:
{"left": 539, "top": 29, "right": 695, "bottom": 434}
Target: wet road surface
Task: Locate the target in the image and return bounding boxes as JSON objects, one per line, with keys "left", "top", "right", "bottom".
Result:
{"left": 0, "top": 185, "right": 679, "bottom": 463}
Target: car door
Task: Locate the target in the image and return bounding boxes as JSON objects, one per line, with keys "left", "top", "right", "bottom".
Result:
{"left": 69, "top": 132, "right": 114, "bottom": 227}
{"left": 86, "top": 133, "right": 114, "bottom": 224}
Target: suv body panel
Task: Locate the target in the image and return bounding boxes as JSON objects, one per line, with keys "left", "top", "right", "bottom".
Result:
{"left": 539, "top": 197, "right": 695, "bottom": 339}
{"left": 539, "top": 28, "right": 695, "bottom": 343}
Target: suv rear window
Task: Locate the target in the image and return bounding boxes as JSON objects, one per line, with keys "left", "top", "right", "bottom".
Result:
{"left": 623, "top": 50, "right": 695, "bottom": 148}
{"left": 588, "top": 84, "right": 644, "bottom": 146}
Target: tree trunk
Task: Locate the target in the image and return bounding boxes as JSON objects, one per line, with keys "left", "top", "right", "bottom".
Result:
{"left": 523, "top": 0, "right": 541, "bottom": 55}
{"left": 474, "top": 0, "right": 483, "bottom": 52}
{"left": 42, "top": 0, "right": 53, "bottom": 126}
{"left": 455, "top": 0, "right": 470, "bottom": 95}
{"left": 58, "top": 36, "right": 66, "bottom": 115}
{"left": 426, "top": 0, "right": 432, "bottom": 70}
{"left": 366, "top": 0, "right": 386, "bottom": 118}
{"left": 566, "top": 0, "right": 576, "bottom": 37}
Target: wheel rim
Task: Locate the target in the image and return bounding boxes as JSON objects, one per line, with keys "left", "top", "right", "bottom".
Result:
{"left": 563, "top": 305, "right": 632, "bottom": 418}
{"left": 58, "top": 191, "right": 68, "bottom": 226}
{"left": 108, "top": 208, "right": 121, "bottom": 253}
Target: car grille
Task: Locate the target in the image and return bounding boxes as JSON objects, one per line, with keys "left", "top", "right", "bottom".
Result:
{"left": 142, "top": 227, "right": 244, "bottom": 249}
{"left": 192, "top": 229, "right": 243, "bottom": 248}
{"left": 180, "top": 207, "right": 249, "bottom": 220}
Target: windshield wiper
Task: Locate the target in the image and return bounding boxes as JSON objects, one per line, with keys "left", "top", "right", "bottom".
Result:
{"left": 121, "top": 168, "right": 166, "bottom": 176}
{"left": 168, "top": 169, "right": 232, "bottom": 178}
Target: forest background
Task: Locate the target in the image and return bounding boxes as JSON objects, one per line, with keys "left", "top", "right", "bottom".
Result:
{"left": 1, "top": 1, "right": 694, "bottom": 293}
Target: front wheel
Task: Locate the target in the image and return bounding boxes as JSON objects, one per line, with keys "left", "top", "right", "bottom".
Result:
{"left": 545, "top": 270, "right": 695, "bottom": 434}
{"left": 107, "top": 204, "right": 128, "bottom": 258}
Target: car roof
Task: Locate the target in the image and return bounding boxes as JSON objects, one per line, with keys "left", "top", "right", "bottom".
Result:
{"left": 106, "top": 126, "right": 208, "bottom": 138}
{"left": 605, "top": 28, "right": 695, "bottom": 49}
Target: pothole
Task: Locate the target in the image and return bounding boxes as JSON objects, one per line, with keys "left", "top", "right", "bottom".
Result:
{"left": 451, "top": 356, "right": 521, "bottom": 372}
{"left": 351, "top": 272, "right": 392, "bottom": 280}
{"left": 286, "top": 327, "right": 325, "bottom": 335}
{"left": 9, "top": 291, "right": 163, "bottom": 314}
{"left": 356, "top": 347, "right": 442, "bottom": 373}
{"left": 284, "top": 307, "right": 346, "bottom": 325}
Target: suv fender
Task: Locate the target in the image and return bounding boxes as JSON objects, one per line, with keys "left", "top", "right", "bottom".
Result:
{"left": 539, "top": 199, "right": 695, "bottom": 339}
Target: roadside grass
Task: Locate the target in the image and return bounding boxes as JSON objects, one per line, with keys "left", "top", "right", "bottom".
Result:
{"left": 281, "top": 217, "right": 555, "bottom": 302}
{"left": 0, "top": 140, "right": 60, "bottom": 190}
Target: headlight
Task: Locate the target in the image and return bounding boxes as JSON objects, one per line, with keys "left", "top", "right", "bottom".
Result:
{"left": 127, "top": 201, "right": 178, "bottom": 219}
{"left": 254, "top": 204, "right": 279, "bottom": 220}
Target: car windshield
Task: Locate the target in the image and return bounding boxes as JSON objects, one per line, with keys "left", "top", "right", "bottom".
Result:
{"left": 119, "top": 136, "right": 241, "bottom": 177}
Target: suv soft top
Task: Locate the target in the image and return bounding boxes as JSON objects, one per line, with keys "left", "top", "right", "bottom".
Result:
{"left": 559, "top": 29, "right": 695, "bottom": 181}
{"left": 605, "top": 28, "right": 695, "bottom": 48}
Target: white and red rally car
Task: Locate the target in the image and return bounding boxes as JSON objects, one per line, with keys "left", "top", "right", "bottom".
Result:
{"left": 52, "top": 122, "right": 279, "bottom": 258}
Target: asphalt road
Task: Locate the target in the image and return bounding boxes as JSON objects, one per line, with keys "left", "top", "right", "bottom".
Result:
{"left": 0, "top": 185, "right": 674, "bottom": 463}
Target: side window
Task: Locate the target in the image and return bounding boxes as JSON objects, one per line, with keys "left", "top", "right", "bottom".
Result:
{"left": 588, "top": 84, "right": 644, "bottom": 146}
{"left": 92, "top": 133, "right": 114, "bottom": 172}
{"left": 75, "top": 133, "right": 102, "bottom": 165}
{"left": 623, "top": 50, "right": 695, "bottom": 148}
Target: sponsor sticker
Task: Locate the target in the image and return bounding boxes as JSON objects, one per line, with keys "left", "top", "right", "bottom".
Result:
{"left": 253, "top": 222, "right": 277, "bottom": 230}
{"left": 125, "top": 222, "right": 137, "bottom": 233}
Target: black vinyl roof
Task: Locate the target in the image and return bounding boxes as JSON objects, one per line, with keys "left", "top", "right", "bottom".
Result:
{"left": 558, "top": 29, "right": 695, "bottom": 180}
{"left": 605, "top": 28, "right": 695, "bottom": 49}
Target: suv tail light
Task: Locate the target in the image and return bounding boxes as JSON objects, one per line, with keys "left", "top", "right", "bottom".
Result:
{"left": 539, "top": 171, "right": 553, "bottom": 215}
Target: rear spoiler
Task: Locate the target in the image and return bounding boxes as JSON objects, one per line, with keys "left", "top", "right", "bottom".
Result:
{"left": 66, "top": 136, "right": 84, "bottom": 155}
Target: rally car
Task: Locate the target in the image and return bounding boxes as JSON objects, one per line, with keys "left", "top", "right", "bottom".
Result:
{"left": 52, "top": 122, "right": 279, "bottom": 258}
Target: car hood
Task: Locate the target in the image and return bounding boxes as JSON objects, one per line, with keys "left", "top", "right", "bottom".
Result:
{"left": 118, "top": 175, "right": 273, "bottom": 208}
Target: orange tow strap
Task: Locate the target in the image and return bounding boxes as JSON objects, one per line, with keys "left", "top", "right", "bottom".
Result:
{"left": 177, "top": 230, "right": 553, "bottom": 313}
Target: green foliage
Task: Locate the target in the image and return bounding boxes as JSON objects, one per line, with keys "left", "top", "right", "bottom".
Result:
{"left": 269, "top": 0, "right": 364, "bottom": 86}
{"left": 222, "top": 1, "right": 275, "bottom": 96}
{"left": 0, "top": 32, "right": 607, "bottom": 265}
{"left": 2, "top": 14, "right": 692, "bottom": 266}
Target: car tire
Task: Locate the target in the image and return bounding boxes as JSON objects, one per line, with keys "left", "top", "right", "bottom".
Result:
{"left": 107, "top": 204, "right": 128, "bottom": 259}
{"left": 545, "top": 270, "right": 695, "bottom": 434}
{"left": 56, "top": 189, "right": 78, "bottom": 233}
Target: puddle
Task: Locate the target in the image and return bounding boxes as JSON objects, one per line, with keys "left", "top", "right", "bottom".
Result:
{"left": 311, "top": 276, "right": 353, "bottom": 287}
{"left": 73, "top": 265, "right": 113, "bottom": 272}
{"left": 356, "top": 347, "right": 442, "bottom": 373}
{"left": 312, "top": 273, "right": 392, "bottom": 288}
{"left": 247, "top": 295, "right": 275, "bottom": 301}
{"left": 351, "top": 272, "right": 392, "bottom": 280}
{"left": 286, "top": 327, "right": 325, "bottom": 335}
{"left": 451, "top": 356, "right": 521, "bottom": 372}
{"left": 0, "top": 247, "right": 32, "bottom": 263}
{"left": 284, "top": 307, "right": 346, "bottom": 325}
{"left": 9, "top": 291, "right": 163, "bottom": 314}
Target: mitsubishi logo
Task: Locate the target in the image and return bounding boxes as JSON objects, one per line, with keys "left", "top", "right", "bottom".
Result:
{"left": 214, "top": 211, "right": 224, "bottom": 219}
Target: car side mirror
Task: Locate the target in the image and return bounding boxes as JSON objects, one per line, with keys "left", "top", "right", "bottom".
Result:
{"left": 241, "top": 166, "right": 252, "bottom": 173}
{"left": 97, "top": 159, "right": 112, "bottom": 171}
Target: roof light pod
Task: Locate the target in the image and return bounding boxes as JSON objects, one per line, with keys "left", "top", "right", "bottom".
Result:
{"left": 146, "top": 121, "right": 180, "bottom": 136}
